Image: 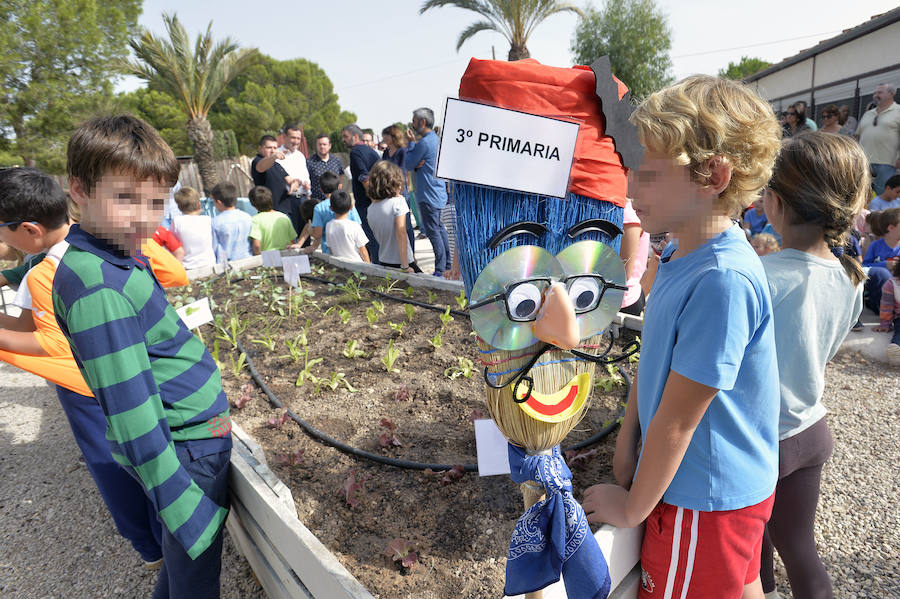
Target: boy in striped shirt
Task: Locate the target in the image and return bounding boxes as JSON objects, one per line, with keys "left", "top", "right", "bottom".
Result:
{"left": 53, "top": 115, "right": 231, "bottom": 598}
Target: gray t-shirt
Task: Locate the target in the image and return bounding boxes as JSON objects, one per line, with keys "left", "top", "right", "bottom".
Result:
{"left": 367, "top": 196, "right": 413, "bottom": 265}
{"left": 761, "top": 250, "right": 863, "bottom": 439}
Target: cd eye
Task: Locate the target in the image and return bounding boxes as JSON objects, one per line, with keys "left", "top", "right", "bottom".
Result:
{"left": 568, "top": 277, "right": 600, "bottom": 312}
{"left": 507, "top": 282, "right": 543, "bottom": 321}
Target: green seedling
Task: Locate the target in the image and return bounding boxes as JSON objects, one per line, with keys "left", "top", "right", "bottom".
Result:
{"left": 210, "top": 338, "right": 222, "bottom": 369}
{"left": 282, "top": 335, "right": 305, "bottom": 363}
{"left": 214, "top": 311, "right": 247, "bottom": 348}
{"left": 444, "top": 356, "right": 475, "bottom": 379}
{"left": 316, "top": 371, "right": 357, "bottom": 394}
{"left": 371, "top": 300, "right": 385, "bottom": 315}
{"left": 438, "top": 306, "right": 454, "bottom": 327}
{"left": 388, "top": 321, "right": 405, "bottom": 336}
{"left": 594, "top": 364, "right": 624, "bottom": 391}
{"left": 365, "top": 307, "right": 378, "bottom": 326}
{"left": 402, "top": 286, "right": 415, "bottom": 298}
{"left": 323, "top": 305, "right": 337, "bottom": 317}
{"left": 426, "top": 289, "right": 437, "bottom": 304}
{"left": 628, "top": 336, "right": 641, "bottom": 364}
{"left": 251, "top": 333, "right": 277, "bottom": 352}
{"left": 342, "top": 339, "right": 367, "bottom": 359}
{"left": 455, "top": 290, "right": 468, "bottom": 310}
{"left": 382, "top": 338, "right": 400, "bottom": 373}
{"left": 337, "top": 306, "right": 352, "bottom": 325}
{"left": 230, "top": 352, "right": 248, "bottom": 377}
{"left": 339, "top": 276, "right": 364, "bottom": 303}
{"left": 404, "top": 304, "right": 415, "bottom": 322}
{"left": 376, "top": 275, "right": 400, "bottom": 294}
{"left": 428, "top": 330, "right": 443, "bottom": 349}
{"left": 295, "top": 356, "right": 323, "bottom": 387}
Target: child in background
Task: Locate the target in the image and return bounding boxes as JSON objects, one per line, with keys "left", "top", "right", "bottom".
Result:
{"left": 365, "top": 160, "right": 421, "bottom": 273}
{"left": 293, "top": 197, "right": 320, "bottom": 250}
{"left": 55, "top": 115, "right": 231, "bottom": 598}
{"left": 862, "top": 208, "right": 900, "bottom": 314}
{"left": 874, "top": 258, "right": 900, "bottom": 365}
{"left": 743, "top": 199, "right": 769, "bottom": 235}
{"left": 582, "top": 75, "right": 782, "bottom": 599}
{"left": 868, "top": 174, "right": 900, "bottom": 212}
{"left": 153, "top": 223, "right": 185, "bottom": 261}
{"left": 619, "top": 198, "right": 650, "bottom": 315}
{"left": 758, "top": 132, "right": 867, "bottom": 599}
{"left": 211, "top": 181, "right": 252, "bottom": 262}
{"left": 171, "top": 186, "right": 215, "bottom": 269}
{"left": 300, "top": 171, "right": 363, "bottom": 255}
{"left": 325, "top": 190, "right": 370, "bottom": 263}
{"left": 248, "top": 185, "right": 297, "bottom": 254}
{"left": 752, "top": 232, "right": 780, "bottom": 256}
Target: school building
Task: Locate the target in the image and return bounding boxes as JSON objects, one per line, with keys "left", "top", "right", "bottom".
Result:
{"left": 743, "top": 7, "right": 900, "bottom": 121}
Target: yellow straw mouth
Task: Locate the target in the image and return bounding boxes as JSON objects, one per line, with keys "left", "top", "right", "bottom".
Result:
{"left": 514, "top": 372, "right": 592, "bottom": 423}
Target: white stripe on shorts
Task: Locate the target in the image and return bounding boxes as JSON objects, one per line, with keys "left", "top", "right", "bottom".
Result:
{"left": 663, "top": 507, "right": 699, "bottom": 599}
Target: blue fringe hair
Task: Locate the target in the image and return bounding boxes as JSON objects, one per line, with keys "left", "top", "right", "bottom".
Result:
{"left": 453, "top": 183, "right": 624, "bottom": 296}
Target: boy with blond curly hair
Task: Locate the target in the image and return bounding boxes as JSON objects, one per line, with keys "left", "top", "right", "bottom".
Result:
{"left": 582, "top": 75, "right": 783, "bottom": 599}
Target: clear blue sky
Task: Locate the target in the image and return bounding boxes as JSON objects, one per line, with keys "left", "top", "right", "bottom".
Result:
{"left": 122, "top": 1, "right": 899, "bottom": 134}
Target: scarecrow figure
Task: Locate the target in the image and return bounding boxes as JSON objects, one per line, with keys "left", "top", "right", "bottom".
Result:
{"left": 452, "top": 56, "right": 642, "bottom": 599}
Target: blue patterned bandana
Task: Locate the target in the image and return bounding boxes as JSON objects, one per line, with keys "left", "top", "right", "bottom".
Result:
{"left": 505, "top": 443, "right": 611, "bottom": 599}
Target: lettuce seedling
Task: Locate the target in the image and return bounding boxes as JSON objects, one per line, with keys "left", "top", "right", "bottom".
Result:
{"left": 391, "top": 385, "right": 412, "bottom": 402}
{"left": 233, "top": 383, "right": 253, "bottom": 409}
{"left": 455, "top": 290, "right": 468, "bottom": 310}
{"left": 274, "top": 449, "right": 305, "bottom": 465}
{"left": 340, "top": 470, "right": 370, "bottom": 508}
{"left": 404, "top": 304, "right": 415, "bottom": 322}
{"left": 385, "top": 538, "right": 418, "bottom": 570}
{"left": 379, "top": 418, "right": 402, "bottom": 447}
{"left": 342, "top": 339, "right": 367, "bottom": 359}
{"left": 382, "top": 339, "right": 400, "bottom": 373}
{"left": 267, "top": 409, "right": 290, "bottom": 429}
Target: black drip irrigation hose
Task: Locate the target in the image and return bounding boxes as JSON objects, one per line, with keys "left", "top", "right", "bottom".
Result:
{"left": 237, "top": 339, "right": 630, "bottom": 472}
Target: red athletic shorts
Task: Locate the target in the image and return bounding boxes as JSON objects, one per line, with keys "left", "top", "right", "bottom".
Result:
{"left": 638, "top": 493, "right": 775, "bottom": 598}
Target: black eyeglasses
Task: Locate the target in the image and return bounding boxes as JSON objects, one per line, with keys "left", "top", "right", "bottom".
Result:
{"left": 786, "top": 111, "right": 797, "bottom": 116}
{"left": 469, "top": 275, "right": 627, "bottom": 323}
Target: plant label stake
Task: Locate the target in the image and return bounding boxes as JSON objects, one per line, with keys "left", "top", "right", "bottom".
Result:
{"left": 261, "top": 249, "right": 283, "bottom": 267}
{"left": 176, "top": 297, "right": 214, "bottom": 331}
{"left": 282, "top": 254, "right": 311, "bottom": 287}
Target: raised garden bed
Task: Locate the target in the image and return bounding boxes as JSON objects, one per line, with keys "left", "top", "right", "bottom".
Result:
{"left": 172, "top": 255, "right": 640, "bottom": 599}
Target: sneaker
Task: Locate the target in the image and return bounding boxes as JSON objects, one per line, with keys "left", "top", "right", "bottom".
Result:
{"left": 886, "top": 343, "right": 900, "bottom": 366}
{"left": 851, "top": 319, "right": 864, "bottom": 332}
{"left": 143, "top": 558, "right": 163, "bottom": 571}
{"left": 416, "top": 233, "right": 427, "bottom": 240}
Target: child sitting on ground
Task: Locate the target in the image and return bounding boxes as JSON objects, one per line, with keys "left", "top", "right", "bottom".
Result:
{"left": 55, "top": 114, "right": 231, "bottom": 597}
{"left": 874, "top": 257, "right": 900, "bottom": 365}
{"left": 862, "top": 207, "right": 900, "bottom": 315}
{"left": 364, "top": 160, "right": 421, "bottom": 273}
{"left": 211, "top": 181, "right": 252, "bottom": 262}
{"left": 171, "top": 186, "right": 215, "bottom": 269}
{"left": 758, "top": 132, "right": 867, "bottom": 599}
{"left": 752, "top": 232, "right": 780, "bottom": 256}
{"left": 324, "top": 190, "right": 369, "bottom": 263}
{"left": 296, "top": 171, "right": 363, "bottom": 254}
{"left": 248, "top": 185, "right": 297, "bottom": 254}
{"left": 582, "top": 75, "right": 782, "bottom": 599}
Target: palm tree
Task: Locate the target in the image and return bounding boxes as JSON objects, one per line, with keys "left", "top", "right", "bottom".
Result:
{"left": 420, "top": 0, "right": 583, "bottom": 61}
{"left": 125, "top": 14, "right": 258, "bottom": 193}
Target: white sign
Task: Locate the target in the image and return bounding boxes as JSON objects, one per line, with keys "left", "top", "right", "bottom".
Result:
{"left": 436, "top": 98, "right": 580, "bottom": 199}
{"left": 282, "top": 254, "right": 311, "bottom": 287}
{"left": 261, "top": 249, "right": 283, "bottom": 268}
{"left": 474, "top": 418, "right": 511, "bottom": 476}
{"left": 176, "top": 297, "right": 214, "bottom": 330}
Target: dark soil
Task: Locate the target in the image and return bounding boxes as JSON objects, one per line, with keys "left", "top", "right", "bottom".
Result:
{"left": 171, "top": 260, "right": 635, "bottom": 599}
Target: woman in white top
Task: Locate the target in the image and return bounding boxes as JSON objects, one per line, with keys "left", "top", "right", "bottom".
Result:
{"left": 364, "top": 161, "right": 422, "bottom": 273}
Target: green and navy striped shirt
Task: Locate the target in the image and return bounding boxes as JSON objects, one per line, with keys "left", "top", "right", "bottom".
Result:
{"left": 52, "top": 225, "right": 231, "bottom": 559}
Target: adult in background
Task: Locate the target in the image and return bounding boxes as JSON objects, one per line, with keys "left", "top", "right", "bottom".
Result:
{"left": 362, "top": 131, "right": 378, "bottom": 150}
{"left": 820, "top": 104, "right": 843, "bottom": 134}
{"left": 795, "top": 100, "right": 818, "bottom": 131}
{"left": 856, "top": 83, "right": 900, "bottom": 195}
{"left": 783, "top": 103, "right": 812, "bottom": 138}
{"left": 306, "top": 134, "right": 344, "bottom": 200}
{"left": 405, "top": 107, "right": 450, "bottom": 276}
{"left": 341, "top": 124, "right": 382, "bottom": 262}
{"left": 839, "top": 105, "right": 858, "bottom": 136}
{"left": 381, "top": 124, "right": 415, "bottom": 253}
{"left": 251, "top": 135, "right": 290, "bottom": 216}
{"left": 277, "top": 124, "right": 312, "bottom": 234}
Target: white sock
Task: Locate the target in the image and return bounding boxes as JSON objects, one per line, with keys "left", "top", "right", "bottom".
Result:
{"left": 764, "top": 591, "right": 782, "bottom": 599}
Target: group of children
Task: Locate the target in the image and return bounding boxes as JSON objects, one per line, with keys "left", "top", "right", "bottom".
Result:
{"left": 0, "top": 72, "right": 892, "bottom": 599}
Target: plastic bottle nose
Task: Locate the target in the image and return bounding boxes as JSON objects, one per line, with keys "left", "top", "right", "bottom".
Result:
{"left": 532, "top": 282, "right": 580, "bottom": 350}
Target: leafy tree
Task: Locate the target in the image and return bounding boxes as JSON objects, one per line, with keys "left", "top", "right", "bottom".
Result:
{"left": 209, "top": 55, "right": 357, "bottom": 156}
{"left": 119, "top": 87, "right": 192, "bottom": 156}
{"left": 570, "top": 0, "right": 673, "bottom": 101}
{"left": 125, "top": 13, "right": 258, "bottom": 192}
{"left": 420, "top": 0, "right": 584, "bottom": 61}
{"left": 0, "top": 0, "right": 142, "bottom": 171}
{"left": 718, "top": 56, "right": 771, "bottom": 81}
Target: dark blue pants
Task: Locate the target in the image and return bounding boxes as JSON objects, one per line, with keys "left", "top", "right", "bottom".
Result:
{"left": 55, "top": 386, "right": 162, "bottom": 562}
{"left": 864, "top": 266, "right": 892, "bottom": 314}
{"left": 418, "top": 202, "right": 451, "bottom": 273}
{"left": 892, "top": 317, "right": 900, "bottom": 346}
{"left": 152, "top": 439, "right": 231, "bottom": 599}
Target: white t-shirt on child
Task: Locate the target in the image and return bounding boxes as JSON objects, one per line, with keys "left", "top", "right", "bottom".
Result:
{"left": 326, "top": 218, "right": 369, "bottom": 262}
{"left": 367, "top": 195, "right": 413, "bottom": 265}
{"left": 172, "top": 214, "right": 216, "bottom": 269}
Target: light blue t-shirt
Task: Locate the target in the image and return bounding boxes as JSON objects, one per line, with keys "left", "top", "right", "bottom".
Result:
{"left": 212, "top": 208, "right": 252, "bottom": 262}
{"left": 762, "top": 250, "right": 862, "bottom": 440}
{"left": 311, "top": 199, "right": 361, "bottom": 254}
{"left": 404, "top": 131, "right": 447, "bottom": 209}
{"left": 638, "top": 224, "right": 779, "bottom": 511}
{"left": 868, "top": 195, "right": 900, "bottom": 212}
